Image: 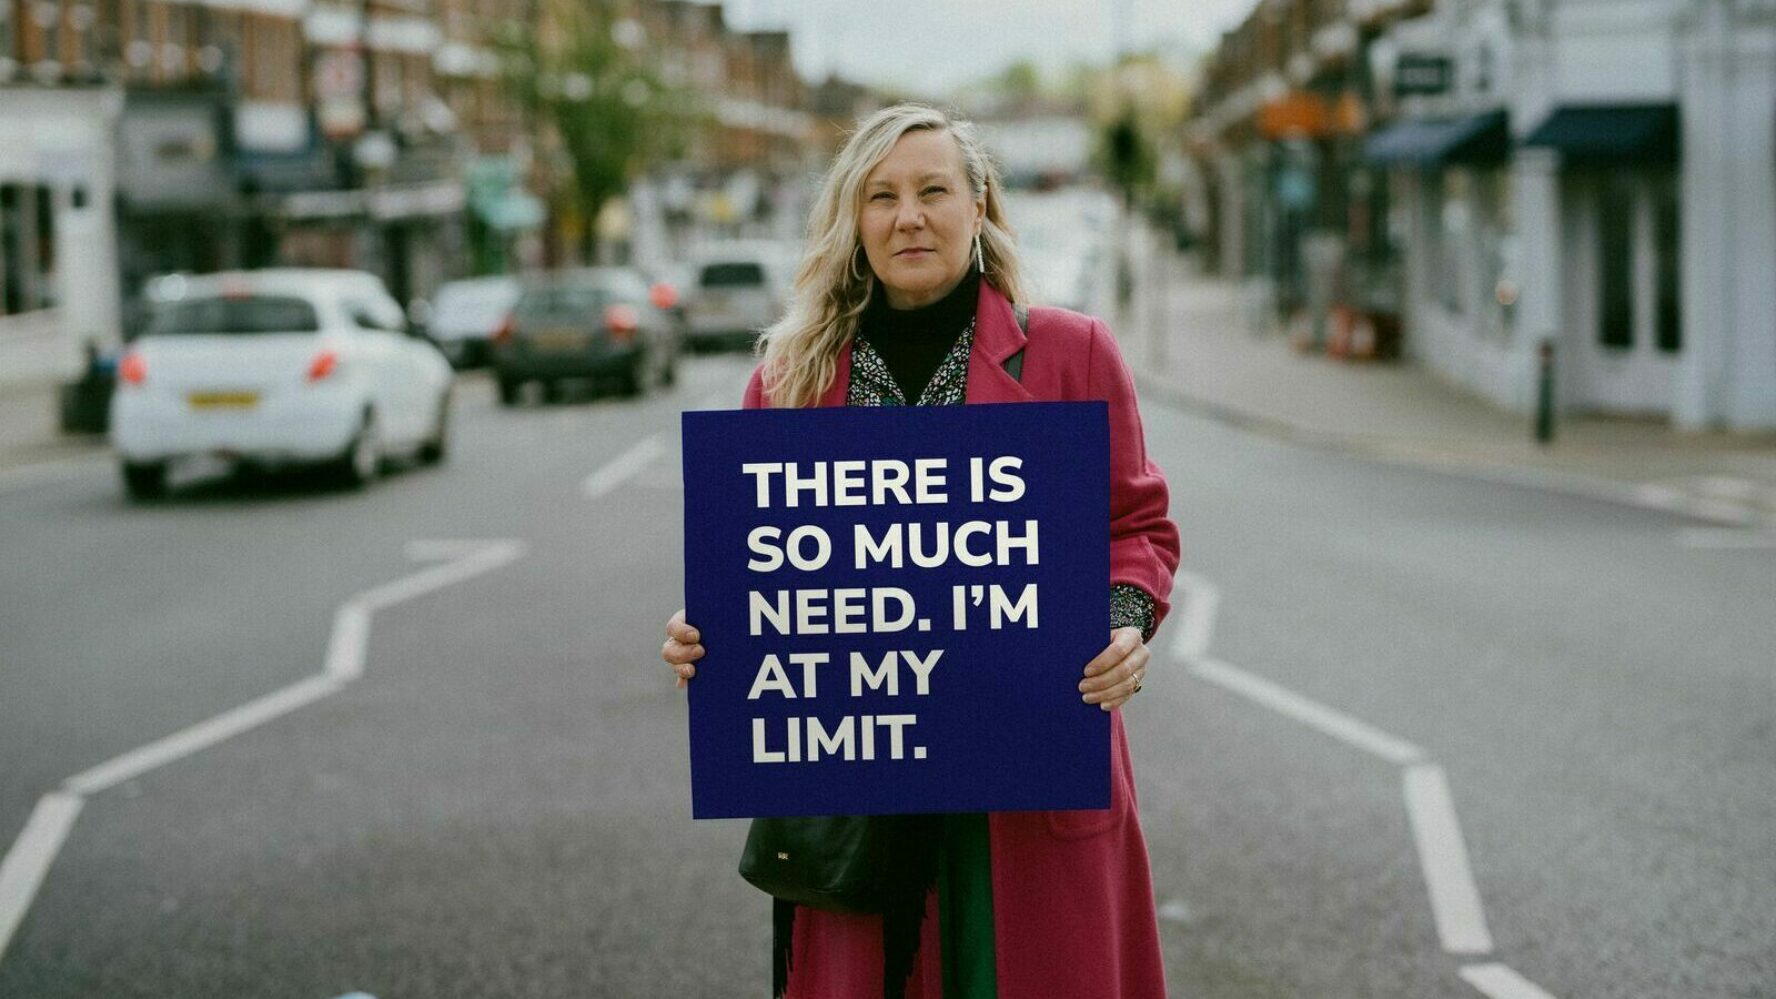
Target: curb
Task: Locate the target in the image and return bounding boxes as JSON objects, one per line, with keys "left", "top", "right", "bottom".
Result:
{"left": 1133, "top": 371, "right": 1774, "bottom": 530}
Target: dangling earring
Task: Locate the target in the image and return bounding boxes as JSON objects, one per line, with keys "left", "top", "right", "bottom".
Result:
{"left": 850, "top": 246, "right": 868, "bottom": 283}
{"left": 974, "top": 231, "right": 985, "bottom": 274}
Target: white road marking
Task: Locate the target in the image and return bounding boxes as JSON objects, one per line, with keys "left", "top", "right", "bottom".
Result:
{"left": 325, "top": 604, "right": 373, "bottom": 682}
{"left": 1190, "top": 657, "right": 1427, "bottom": 766}
{"left": 1156, "top": 898, "right": 1194, "bottom": 924}
{"left": 1404, "top": 765, "right": 1495, "bottom": 955}
{"left": 1168, "top": 571, "right": 1219, "bottom": 660}
{"left": 356, "top": 540, "right": 525, "bottom": 611}
{"left": 63, "top": 675, "right": 345, "bottom": 796}
{"left": 1693, "top": 475, "right": 1762, "bottom": 502}
{"left": 1460, "top": 962, "right": 1562, "bottom": 999}
{"left": 0, "top": 793, "right": 83, "bottom": 957}
{"left": 1633, "top": 483, "right": 1760, "bottom": 526}
{"left": 582, "top": 434, "right": 666, "bottom": 499}
{"left": 1678, "top": 527, "right": 1776, "bottom": 549}
{"left": 0, "top": 540, "right": 525, "bottom": 965}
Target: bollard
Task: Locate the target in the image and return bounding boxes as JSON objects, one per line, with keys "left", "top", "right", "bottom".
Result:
{"left": 1535, "top": 339, "right": 1556, "bottom": 444}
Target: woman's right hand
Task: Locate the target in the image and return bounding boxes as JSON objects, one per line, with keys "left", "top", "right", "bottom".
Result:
{"left": 662, "top": 609, "right": 704, "bottom": 689}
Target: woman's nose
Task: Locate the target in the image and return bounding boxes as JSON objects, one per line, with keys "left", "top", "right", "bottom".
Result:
{"left": 895, "top": 202, "right": 924, "bottom": 230}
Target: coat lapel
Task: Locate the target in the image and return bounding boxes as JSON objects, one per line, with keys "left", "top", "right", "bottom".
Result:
{"left": 817, "top": 345, "right": 852, "bottom": 407}
{"left": 966, "top": 282, "right": 1037, "bottom": 404}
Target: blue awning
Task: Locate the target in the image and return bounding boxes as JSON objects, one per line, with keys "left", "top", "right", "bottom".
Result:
{"left": 1365, "top": 110, "right": 1510, "bottom": 168}
{"left": 1522, "top": 105, "right": 1679, "bottom": 165}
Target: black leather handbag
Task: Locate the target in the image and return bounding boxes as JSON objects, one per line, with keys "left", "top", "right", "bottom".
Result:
{"left": 738, "top": 815, "right": 888, "bottom": 914}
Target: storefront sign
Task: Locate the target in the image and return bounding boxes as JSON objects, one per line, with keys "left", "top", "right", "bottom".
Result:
{"left": 1395, "top": 54, "right": 1454, "bottom": 97}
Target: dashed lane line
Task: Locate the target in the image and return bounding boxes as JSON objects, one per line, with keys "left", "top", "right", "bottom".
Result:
{"left": 0, "top": 539, "right": 526, "bottom": 965}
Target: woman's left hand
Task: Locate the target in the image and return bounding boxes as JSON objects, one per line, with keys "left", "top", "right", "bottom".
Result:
{"left": 1079, "top": 626, "right": 1150, "bottom": 711}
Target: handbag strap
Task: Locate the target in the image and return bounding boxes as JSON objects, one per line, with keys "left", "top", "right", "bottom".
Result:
{"left": 1003, "top": 304, "right": 1030, "bottom": 382}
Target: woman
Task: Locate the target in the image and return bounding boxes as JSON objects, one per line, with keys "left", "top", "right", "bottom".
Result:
{"left": 662, "top": 103, "right": 1180, "bottom": 998}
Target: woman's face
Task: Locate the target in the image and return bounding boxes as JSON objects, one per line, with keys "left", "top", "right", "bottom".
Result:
{"left": 857, "top": 129, "right": 985, "bottom": 310}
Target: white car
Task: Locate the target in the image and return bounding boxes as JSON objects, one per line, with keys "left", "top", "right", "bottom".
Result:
{"left": 424, "top": 275, "right": 521, "bottom": 369}
{"left": 110, "top": 269, "right": 455, "bottom": 500}
{"left": 680, "top": 240, "right": 795, "bottom": 351}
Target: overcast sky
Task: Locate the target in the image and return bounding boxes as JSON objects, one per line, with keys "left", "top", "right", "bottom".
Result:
{"left": 718, "top": 0, "right": 1260, "bottom": 96}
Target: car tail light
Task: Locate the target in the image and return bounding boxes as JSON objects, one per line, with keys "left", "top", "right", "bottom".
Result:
{"left": 307, "top": 349, "right": 339, "bottom": 382}
{"left": 119, "top": 351, "right": 147, "bottom": 386}
{"left": 649, "top": 282, "right": 678, "bottom": 310}
{"left": 492, "top": 313, "right": 516, "bottom": 345}
{"left": 605, "top": 304, "right": 639, "bottom": 343}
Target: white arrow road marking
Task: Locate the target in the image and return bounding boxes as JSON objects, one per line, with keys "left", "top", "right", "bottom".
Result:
{"left": 582, "top": 434, "right": 666, "bottom": 499}
{"left": 1165, "top": 571, "right": 1556, "bottom": 994}
{"left": 0, "top": 539, "right": 525, "bottom": 963}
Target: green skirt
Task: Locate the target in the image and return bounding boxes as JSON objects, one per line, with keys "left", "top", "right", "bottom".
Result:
{"left": 938, "top": 813, "right": 998, "bottom": 998}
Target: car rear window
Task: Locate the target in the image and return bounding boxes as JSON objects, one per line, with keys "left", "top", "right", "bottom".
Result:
{"left": 699, "top": 262, "right": 766, "bottom": 288}
{"left": 515, "top": 285, "right": 612, "bottom": 321}
{"left": 146, "top": 296, "right": 321, "bottom": 336}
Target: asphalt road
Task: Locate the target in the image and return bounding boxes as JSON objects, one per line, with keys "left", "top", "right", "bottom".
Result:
{"left": 0, "top": 354, "right": 1770, "bottom": 998}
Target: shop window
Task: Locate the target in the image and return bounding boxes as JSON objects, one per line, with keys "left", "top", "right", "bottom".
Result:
{"left": 31, "top": 0, "right": 59, "bottom": 65}
{"left": 91, "top": 0, "right": 117, "bottom": 66}
{"left": 34, "top": 185, "right": 55, "bottom": 307}
{"left": 0, "top": 184, "right": 23, "bottom": 314}
{"left": 1, "top": 0, "right": 17, "bottom": 67}
{"left": 160, "top": 0, "right": 184, "bottom": 78}
{"left": 1598, "top": 174, "right": 1635, "bottom": 349}
{"left": 1655, "top": 172, "right": 1682, "bottom": 353}
{"left": 1479, "top": 169, "right": 1516, "bottom": 340}
{"left": 1431, "top": 170, "right": 1470, "bottom": 317}
{"left": 66, "top": 1, "right": 91, "bottom": 70}
{"left": 125, "top": 0, "right": 152, "bottom": 75}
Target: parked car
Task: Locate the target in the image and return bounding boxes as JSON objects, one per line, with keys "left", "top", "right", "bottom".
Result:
{"left": 424, "top": 275, "right": 521, "bottom": 369}
{"left": 680, "top": 241, "right": 793, "bottom": 352}
{"left": 491, "top": 267, "right": 680, "bottom": 405}
{"left": 109, "top": 269, "right": 455, "bottom": 500}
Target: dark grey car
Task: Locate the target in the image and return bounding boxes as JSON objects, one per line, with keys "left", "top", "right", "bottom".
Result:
{"left": 491, "top": 267, "right": 681, "bottom": 405}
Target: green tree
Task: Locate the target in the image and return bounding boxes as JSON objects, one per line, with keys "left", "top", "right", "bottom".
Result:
{"left": 497, "top": 2, "right": 694, "bottom": 260}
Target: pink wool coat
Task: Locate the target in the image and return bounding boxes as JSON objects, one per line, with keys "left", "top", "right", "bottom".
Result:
{"left": 741, "top": 281, "right": 1181, "bottom": 999}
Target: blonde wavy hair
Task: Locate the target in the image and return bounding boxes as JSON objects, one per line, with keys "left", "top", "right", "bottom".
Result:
{"left": 756, "top": 103, "right": 1029, "bottom": 409}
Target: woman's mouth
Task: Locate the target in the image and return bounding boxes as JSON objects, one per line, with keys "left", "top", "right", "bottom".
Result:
{"left": 895, "top": 248, "right": 933, "bottom": 258}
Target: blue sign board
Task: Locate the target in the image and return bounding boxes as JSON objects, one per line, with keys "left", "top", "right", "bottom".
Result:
{"left": 682, "top": 402, "right": 1110, "bottom": 819}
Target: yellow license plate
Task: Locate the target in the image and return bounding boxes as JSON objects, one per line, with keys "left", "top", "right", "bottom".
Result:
{"left": 532, "top": 328, "right": 590, "bottom": 350}
{"left": 188, "top": 391, "right": 260, "bottom": 410}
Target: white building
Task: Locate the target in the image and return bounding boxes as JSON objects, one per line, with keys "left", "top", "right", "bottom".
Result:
{"left": 0, "top": 85, "right": 125, "bottom": 386}
{"left": 1371, "top": 0, "right": 1776, "bottom": 430}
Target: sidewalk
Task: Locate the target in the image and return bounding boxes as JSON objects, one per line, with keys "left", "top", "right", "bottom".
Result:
{"left": 0, "top": 315, "right": 109, "bottom": 475}
{"left": 1119, "top": 228, "right": 1776, "bottom": 528}
{"left": 0, "top": 380, "right": 108, "bottom": 475}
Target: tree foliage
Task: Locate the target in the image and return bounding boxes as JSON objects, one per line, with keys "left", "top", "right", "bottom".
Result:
{"left": 496, "top": 2, "right": 695, "bottom": 256}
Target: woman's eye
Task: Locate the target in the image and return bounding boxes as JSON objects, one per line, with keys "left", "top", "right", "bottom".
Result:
{"left": 922, "top": 187, "right": 947, "bottom": 197}
{"left": 870, "top": 191, "right": 894, "bottom": 202}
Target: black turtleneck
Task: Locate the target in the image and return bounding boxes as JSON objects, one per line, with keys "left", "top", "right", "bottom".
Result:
{"left": 858, "top": 268, "right": 980, "bottom": 403}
